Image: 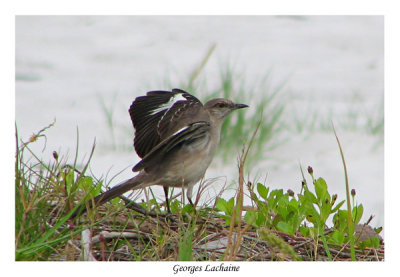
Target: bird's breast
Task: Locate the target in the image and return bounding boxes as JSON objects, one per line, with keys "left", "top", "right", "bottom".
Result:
{"left": 161, "top": 132, "right": 218, "bottom": 187}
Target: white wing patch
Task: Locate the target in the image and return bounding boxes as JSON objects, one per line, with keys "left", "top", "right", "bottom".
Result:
{"left": 149, "top": 93, "right": 187, "bottom": 115}
{"left": 171, "top": 126, "right": 189, "bottom": 137}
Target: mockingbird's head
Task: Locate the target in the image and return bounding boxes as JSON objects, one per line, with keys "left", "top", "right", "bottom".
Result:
{"left": 204, "top": 98, "right": 248, "bottom": 122}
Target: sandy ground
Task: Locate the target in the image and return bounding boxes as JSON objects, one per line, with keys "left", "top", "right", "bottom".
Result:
{"left": 15, "top": 16, "right": 383, "bottom": 228}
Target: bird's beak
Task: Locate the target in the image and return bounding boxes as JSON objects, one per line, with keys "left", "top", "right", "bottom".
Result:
{"left": 234, "top": 103, "right": 249, "bottom": 110}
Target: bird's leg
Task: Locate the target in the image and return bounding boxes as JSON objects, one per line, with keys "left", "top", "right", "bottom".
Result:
{"left": 186, "top": 187, "right": 197, "bottom": 215}
{"left": 120, "top": 195, "right": 158, "bottom": 216}
{"left": 121, "top": 195, "right": 177, "bottom": 223}
{"left": 163, "top": 185, "right": 171, "bottom": 213}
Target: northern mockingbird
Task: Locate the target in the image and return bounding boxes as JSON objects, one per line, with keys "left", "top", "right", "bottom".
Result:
{"left": 72, "top": 88, "right": 248, "bottom": 216}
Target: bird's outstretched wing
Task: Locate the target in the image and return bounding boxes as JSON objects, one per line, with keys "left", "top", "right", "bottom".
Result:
{"left": 129, "top": 88, "right": 205, "bottom": 158}
{"left": 132, "top": 121, "right": 211, "bottom": 172}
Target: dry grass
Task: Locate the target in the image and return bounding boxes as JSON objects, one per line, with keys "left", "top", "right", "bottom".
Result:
{"left": 47, "top": 208, "right": 384, "bottom": 261}
{"left": 15, "top": 121, "right": 384, "bottom": 261}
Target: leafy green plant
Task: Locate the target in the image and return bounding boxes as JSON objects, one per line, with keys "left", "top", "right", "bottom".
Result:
{"left": 216, "top": 197, "right": 237, "bottom": 225}
{"left": 215, "top": 164, "right": 382, "bottom": 260}
{"left": 16, "top": 120, "right": 383, "bottom": 261}
{"left": 15, "top": 123, "right": 99, "bottom": 260}
{"left": 245, "top": 170, "right": 345, "bottom": 235}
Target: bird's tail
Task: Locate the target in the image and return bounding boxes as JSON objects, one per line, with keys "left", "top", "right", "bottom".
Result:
{"left": 70, "top": 173, "right": 145, "bottom": 218}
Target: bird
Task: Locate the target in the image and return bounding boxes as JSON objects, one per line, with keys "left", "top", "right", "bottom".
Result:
{"left": 71, "top": 88, "right": 248, "bottom": 217}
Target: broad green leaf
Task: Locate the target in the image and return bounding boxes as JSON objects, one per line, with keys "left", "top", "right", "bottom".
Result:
{"left": 357, "top": 237, "right": 380, "bottom": 250}
{"left": 287, "top": 200, "right": 299, "bottom": 215}
{"left": 304, "top": 190, "right": 318, "bottom": 204}
{"left": 65, "top": 171, "right": 75, "bottom": 195}
{"left": 256, "top": 209, "right": 267, "bottom": 226}
{"left": 94, "top": 181, "right": 102, "bottom": 195}
{"left": 331, "top": 200, "right": 345, "bottom": 213}
{"left": 277, "top": 221, "right": 293, "bottom": 235}
{"left": 333, "top": 210, "right": 348, "bottom": 231}
{"left": 299, "top": 226, "right": 310, "bottom": 237}
{"left": 244, "top": 210, "right": 257, "bottom": 225}
{"left": 257, "top": 183, "right": 269, "bottom": 200}
{"left": 369, "top": 237, "right": 381, "bottom": 248}
{"left": 78, "top": 176, "right": 93, "bottom": 189}
{"left": 110, "top": 197, "right": 123, "bottom": 206}
{"left": 216, "top": 197, "right": 235, "bottom": 216}
{"left": 320, "top": 201, "right": 332, "bottom": 223}
{"left": 268, "top": 189, "right": 283, "bottom": 208}
{"left": 329, "top": 230, "right": 345, "bottom": 245}
{"left": 314, "top": 177, "right": 328, "bottom": 202}
{"left": 277, "top": 197, "right": 289, "bottom": 218}
{"left": 227, "top": 197, "right": 235, "bottom": 212}
{"left": 170, "top": 200, "right": 181, "bottom": 213}
{"left": 352, "top": 204, "right": 364, "bottom": 225}
{"left": 78, "top": 176, "right": 97, "bottom": 196}
{"left": 288, "top": 199, "right": 299, "bottom": 209}
{"left": 216, "top": 198, "right": 228, "bottom": 213}
{"left": 182, "top": 203, "right": 195, "bottom": 214}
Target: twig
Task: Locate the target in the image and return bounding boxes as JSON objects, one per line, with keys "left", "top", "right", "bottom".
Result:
{"left": 91, "top": 230, "right": 142, "bottom": 244}
{"left": 81, "top": 229, "right": 96, "bottom": 261}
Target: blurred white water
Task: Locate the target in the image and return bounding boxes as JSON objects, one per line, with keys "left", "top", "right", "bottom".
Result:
{"left": 15, "top": 16, "right": 383, "bottom": 228}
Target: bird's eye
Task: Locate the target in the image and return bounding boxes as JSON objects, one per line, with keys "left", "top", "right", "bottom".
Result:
{"left": 217, "top": 103, "right": 225, "bottom": 108}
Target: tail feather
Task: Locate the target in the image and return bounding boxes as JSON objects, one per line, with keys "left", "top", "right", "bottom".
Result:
{"left": 70, "top": 174, "right": 144, "bottom": 218}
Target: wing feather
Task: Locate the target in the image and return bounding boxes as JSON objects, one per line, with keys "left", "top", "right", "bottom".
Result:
{"left": 132, "top": 121, "right": 211, "bottom": 172}
{"left": 129, "top": 89, "right": 203, "bottom": 158}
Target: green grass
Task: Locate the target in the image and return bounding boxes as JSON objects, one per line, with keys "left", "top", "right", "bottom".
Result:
{"left": 365, "top": 96, "right": 384, "bottom": 147}
{"left": 177, "top": 218, "right": 196, "bottom": 261}
{"left": 97, "top": 92, "right": 118, "bottom": 150}
{"left": 97, "top": 46, "right": 383, "bottom": 170}
{"left": 15, "top": 122, "right": 98, "bottom": 260}
{"left": 286, "top": 92, "right": 384, "bottom": 142}
{"left": 15, "top": 47, "right": 383, "bottom": 261}
{"left": 15, "top": 122, "right": 383, "bottom": 261}
{"left": 132, "top": 46, "right": 288, "bottom": 165}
